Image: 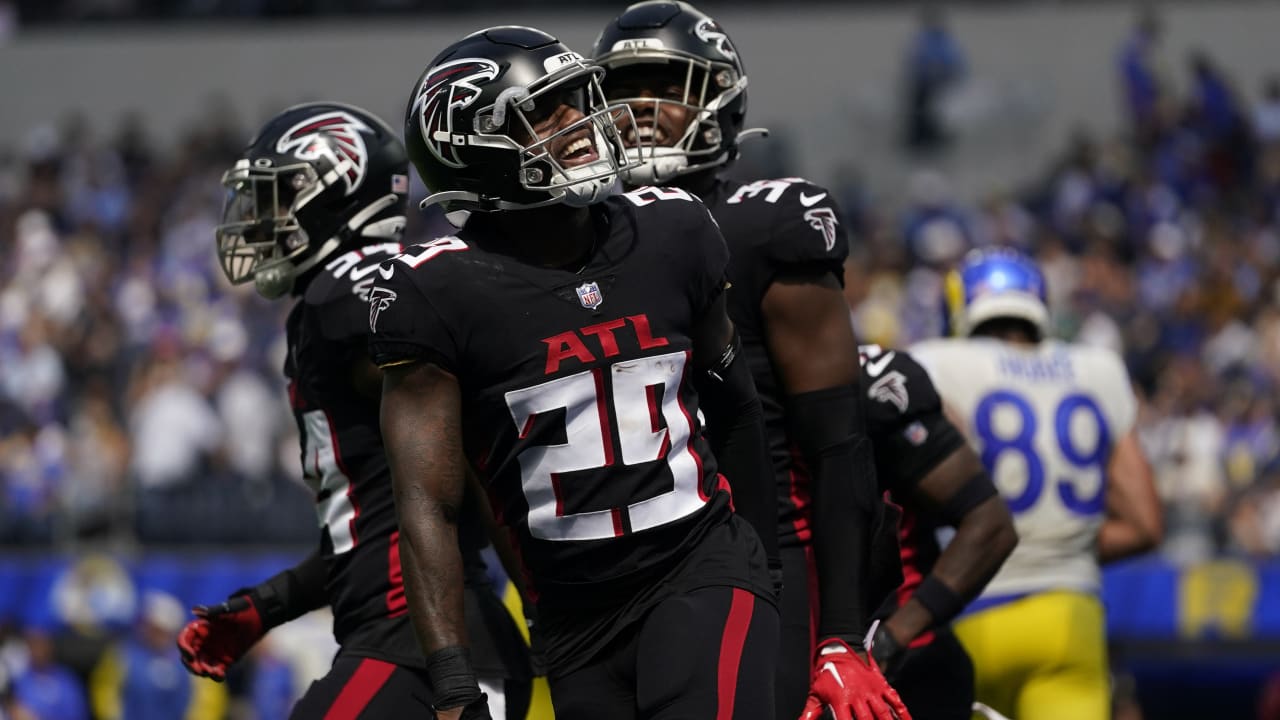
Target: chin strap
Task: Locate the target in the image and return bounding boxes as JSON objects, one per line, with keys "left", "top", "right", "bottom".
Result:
{"left": 736, "top": 127, "right": 770, "bottom": 145}
{"left": 420, "top": 190, "right": 565, "bottom": 213}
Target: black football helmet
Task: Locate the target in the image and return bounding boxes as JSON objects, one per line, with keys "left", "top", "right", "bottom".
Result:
{"left": 215, "top": 102, "right": 409, "bottom": 298}
{"left": 592, "top": 1, "right": 758, "bottom": 185}
{"left": 404, "top": 26, "right": 635, "bottom": 213}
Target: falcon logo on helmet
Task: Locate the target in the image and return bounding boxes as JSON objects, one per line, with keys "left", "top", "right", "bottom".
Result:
{"left": 411, "top": 57, "right": 501, "bottom": 170}
{"left": 276, "top": 111, "right": 372, "bottom": 195}
{"left": 694, "top": 17, "right": 737, "bottom": 62}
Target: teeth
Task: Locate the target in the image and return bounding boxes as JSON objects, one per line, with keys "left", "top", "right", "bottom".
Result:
{"left": 563, "top": 137, "right": 593, "bottom": 158}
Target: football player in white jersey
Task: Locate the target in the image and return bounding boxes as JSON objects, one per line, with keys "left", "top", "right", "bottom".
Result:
{"left": 910, "top": 247, "right": 1163, "bottom": 720}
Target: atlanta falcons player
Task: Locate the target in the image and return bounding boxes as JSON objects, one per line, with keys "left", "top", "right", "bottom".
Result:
{"left": 177, "top": 103, "right": 531, "bottom": 719}
{"left": 374, "top": 26, "right": 781, "bottom": 720}
{"left": 593, "top": 3, "right": 906, "bottom": 718}
{"left": 857, "top": 343, "right": 1017, "bottom": 720}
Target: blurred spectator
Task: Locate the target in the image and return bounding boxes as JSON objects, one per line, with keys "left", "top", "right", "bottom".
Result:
{"left": 11, "top": 628, "right": 88, "bottom": 720}
{"left": 1117, "top": 5, "right": 1167, "bottom": 147}
{"left": 0, "top": 2, "right": 16, "bottom": 45}
{"left": 1186, "top": 50, "right": 1254, "bottom": 199}
{"left": 1255, "top": 77, "right": 1280, "bottom": 147}
{"left": 246, "top": 641, "right": 296, "bottom": 720}
{"left": 900, "top": 169, "right": 974, "bottom": 268}
{"left": 0, "top": 661, "right": 36, "bottom": 720}
{"left": 126, "top": 354, "right": 223, "bottom": 491}
{"left": 89, "top": 591, "right": 224, "bottom": 720}
{"left": 901, "top": 5, "right": 966, "bottom": 154}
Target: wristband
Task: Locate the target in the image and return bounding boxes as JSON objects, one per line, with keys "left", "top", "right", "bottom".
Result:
{"left": 911, "top": 574, "right": 966, "bottom": 626}
{"left": 869, "top": 622, "right": 905, "bottom": 674}
{"left": 426, "top": 646, "right": 482, "bottom": 710}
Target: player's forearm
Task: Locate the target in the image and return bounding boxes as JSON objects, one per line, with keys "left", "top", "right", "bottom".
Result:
{"left": 695, "top": 343, "right": 779, "bottom": 567}
{"left": 398, "top": 526, "right": 468, "bottom": 653}
{"left": 1097, "top": 517, "right": 1161, "bottom": 563}
{"left": 387, "top": 449, "right": 470, "bottom": 655}
{"left": 1100, "top": 431, "right": 1163, "bottom": 563}
{"left": 889, "top": 496, "right": 1015, "bottom": 642}
{"left": 381, "top": 363, "right": 471, "bottom": 654}
{"left": 235, "top": 550, "right": 328, "bottom": 629}
{"left": 937, "top": 497, "right": 1017, "bottom": 597}
{"left": 791, "top": 386, "right": 878, "bottom": 640}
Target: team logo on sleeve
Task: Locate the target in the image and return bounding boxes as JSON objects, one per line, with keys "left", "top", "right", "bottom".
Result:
{"left": 276, "top": 111, "right": 372, "bottom": 195}
{"left": 868, "top": 370, "right": 910, "bottom": 414}
{"left": 576, "top": 281, "right": 604, "bottom": 310}
{"left": 804, "top": 207, "right": 840, "bottom": 251}
{"left": 368, "top": 286, "right": 398, "bottom": 332}
{"left": 411, "top": 58, "right": 500, "bottom": 169}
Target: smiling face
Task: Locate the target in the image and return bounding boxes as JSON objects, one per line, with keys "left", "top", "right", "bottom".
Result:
{"left": 512, "top": 82, "right": 602, "bottom": 169}
{"left": 601, "top": 64, "right": 700, "bottom": 150}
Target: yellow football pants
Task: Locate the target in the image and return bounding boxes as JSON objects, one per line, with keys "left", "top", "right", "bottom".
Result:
{"left": 953, "top": 590, "right": 1109, "bottom": 720}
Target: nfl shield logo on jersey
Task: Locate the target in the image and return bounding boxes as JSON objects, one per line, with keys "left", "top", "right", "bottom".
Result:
{"left": 576, "top": 281, "right": 603, "bottom": 310}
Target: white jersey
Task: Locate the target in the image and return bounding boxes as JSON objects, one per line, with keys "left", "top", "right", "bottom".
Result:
{"left": 910, "top": 337, "right": 1136, "bottom": 598}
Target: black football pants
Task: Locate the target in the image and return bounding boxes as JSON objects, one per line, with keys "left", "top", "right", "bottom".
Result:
{"left": 776, "top": 544, "right": 818, "bottom": 720}
{"left": 890, "top": 627, "right": 975, "bottom": 720}
{"left": 289, "top": 653, "right": 532, "bottom": 720}
{"left": 548, "top": 585, "right": 779, "bottom": 720}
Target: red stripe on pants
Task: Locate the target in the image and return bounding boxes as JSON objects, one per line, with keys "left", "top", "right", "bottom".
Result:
{"left": 323, "top": 658, "right": 396, "bottom": 720}
{"left": 717, "top": 588, "right": 756, "bottom": 720}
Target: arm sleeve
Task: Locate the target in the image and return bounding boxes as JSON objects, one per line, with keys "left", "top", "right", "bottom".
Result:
{"left": 366, "top": 259, "right": 461, "bottom": 373}
{"left": 234, "top": 550, "right": 328, "bottom": 629}
{"left": 687, "top": 202, "right": 779, "bottom": 567}
{"left": 694, "top": 332, "right": 779, "bottom": 570}
{"left": 789, "top": 385, "right": 888, "bottom": 640}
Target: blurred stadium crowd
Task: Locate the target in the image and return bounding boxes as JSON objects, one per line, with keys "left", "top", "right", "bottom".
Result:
{"left": 1, "top": 5, "right": 1280, "bottom": 719}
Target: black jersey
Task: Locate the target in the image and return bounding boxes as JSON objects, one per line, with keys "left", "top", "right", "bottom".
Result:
{"left": 858, "top": 344, "right": 967, "bottom": 644}
{"left": 287, "top": 241, "right": 490, "bottom": 668}
{"left": 700, "top": 176, "right": 850, "bottom": 548}
{"left": 368, "top": 190, "right": 770, "bottom": 626}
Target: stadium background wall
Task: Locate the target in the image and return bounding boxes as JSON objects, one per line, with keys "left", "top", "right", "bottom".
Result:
{"left": 3, "top": 1, "right": 1280, "bottom": 204}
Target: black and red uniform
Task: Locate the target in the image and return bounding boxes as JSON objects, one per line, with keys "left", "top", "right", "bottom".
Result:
{"left": 699, "top": 175, "right": 853, "bottom": 714}
{"left": 860, "top": 343, "right": 976, "bottom": 720}
{"left": 369, "top": 190, "right": 778, "bottom": 719}
{"left": 287, "top": 242, "right": 529, "bottom": 718}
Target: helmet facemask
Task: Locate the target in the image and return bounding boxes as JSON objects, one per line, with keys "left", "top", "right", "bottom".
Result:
{"left": 599, "top": 52, "right": 746, "bottom": 185}
{"left": 215, "top": 155, "right": 340, "bottom": 298}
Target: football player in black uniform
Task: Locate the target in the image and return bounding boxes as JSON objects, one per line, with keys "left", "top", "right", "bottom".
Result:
{"left": 176, "top": 103, "right": 531, "bottom": 719}
{"left": 593, "top": 4, "right": 906, "bottom": 719}
{"left": 857, "top": 344, "right": 1017, "bottom": 720}
{"left": 375, "top": 26, "right": 781, "bottom": 720}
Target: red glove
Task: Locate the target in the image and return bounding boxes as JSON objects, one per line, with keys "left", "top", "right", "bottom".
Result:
{"left": 176, "top": 595, "right": 265, "bottom": 682}
{"left": 798, "top": 638, "right": 911, "bottom": 720}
